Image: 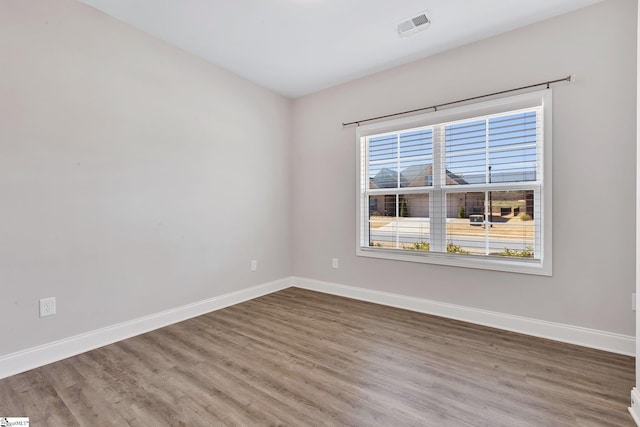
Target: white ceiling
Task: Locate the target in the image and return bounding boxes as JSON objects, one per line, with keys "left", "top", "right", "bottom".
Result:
{"left": 78, "top": 0, "right": 602, "bottom": 98}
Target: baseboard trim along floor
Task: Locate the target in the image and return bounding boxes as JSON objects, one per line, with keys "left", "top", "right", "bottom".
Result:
{"left": 0, "top": 277, "right": 293, "bottom": 380}
{"left": 630, "top": 387, "right": 640, "bottom": 425}
{"left": 1, "top": 275, "right": 634, "bottom": 380}
{"left": 292, "top": 276, "right": 635, "bottom": 357}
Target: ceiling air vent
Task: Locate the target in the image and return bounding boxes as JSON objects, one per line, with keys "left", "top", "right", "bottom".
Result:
{"left": 397, "top": 10, "right": 431, "bottom": 37}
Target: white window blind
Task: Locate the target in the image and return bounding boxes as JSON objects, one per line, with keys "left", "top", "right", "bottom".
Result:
{"left": 357, "top": 90, "right": 551, "bottom": 275}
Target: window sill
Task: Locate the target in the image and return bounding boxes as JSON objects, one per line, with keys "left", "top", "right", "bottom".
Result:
{"left": 356, "top": 247, "right": 551, "bottom": 276}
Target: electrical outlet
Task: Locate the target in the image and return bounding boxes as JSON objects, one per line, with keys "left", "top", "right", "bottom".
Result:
{"left": 39, "top": 297, "right": 56, "bottom": 317}
{"left": 251, "top": 260, "right": 257, "bottom": 271}
{"left": 332, "top": 258, "right": 339, "bottom": 269}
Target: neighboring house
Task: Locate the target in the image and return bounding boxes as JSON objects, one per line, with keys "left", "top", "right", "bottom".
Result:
{"left": 368, "top": 164, "right": 484, "bottom": 218}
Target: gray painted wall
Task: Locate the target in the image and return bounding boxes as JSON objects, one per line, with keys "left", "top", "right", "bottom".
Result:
{"left": 0, "top": 0, "right": 635, "bottom": 361}
{"left": 0, "top": 0, "right": 292, "bottom": 356}
{"left": 291, "top": 0, "right": 637, "bottom": 336}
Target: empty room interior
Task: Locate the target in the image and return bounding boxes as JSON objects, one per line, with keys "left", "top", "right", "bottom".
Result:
{"left": 1, "top": 0, "right": 640, "bottom": 425}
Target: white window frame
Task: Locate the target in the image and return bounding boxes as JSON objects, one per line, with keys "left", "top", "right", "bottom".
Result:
{"left": 356, "top": 90, "right": 552, "bottom": 276}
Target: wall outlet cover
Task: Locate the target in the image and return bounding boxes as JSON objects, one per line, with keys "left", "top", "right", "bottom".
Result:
{"left": 39, "top": 297, "right": 56, "bottom": 317}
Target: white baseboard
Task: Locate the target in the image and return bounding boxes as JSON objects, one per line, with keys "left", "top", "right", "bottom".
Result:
{"left": 0, "top": 277, "right": 293, "bottom": 380}
{"left": 2, "top": 275, "right": 633, "bottom": 381}
{"left": 630, "top": 388, "right": 640, "bottom": 425}
{"left": 292, "top": 277, "right": 635, "bottom": 356}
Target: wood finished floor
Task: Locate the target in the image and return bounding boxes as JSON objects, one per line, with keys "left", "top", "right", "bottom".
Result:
{"left": 0, "top": 287, "right": 634, "bottom": 426}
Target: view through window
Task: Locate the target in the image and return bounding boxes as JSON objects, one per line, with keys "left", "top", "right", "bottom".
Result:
{"left": 357, "top": 91, "right": 551, "bottom": 274}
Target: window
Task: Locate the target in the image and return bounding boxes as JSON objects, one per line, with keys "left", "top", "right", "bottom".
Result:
{"left": 357, "top": 91, "right": 552, "bottom": 275}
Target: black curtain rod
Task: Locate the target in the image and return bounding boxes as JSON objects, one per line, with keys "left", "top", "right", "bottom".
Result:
{"left": 342, "top": 75, "right": 573, "bottom": 127}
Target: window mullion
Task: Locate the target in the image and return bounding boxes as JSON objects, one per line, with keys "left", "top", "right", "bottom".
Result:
{"left": 395, "top": 133, "right": 400, "bottom": 249}
{"left": 432, "top": 125, "right": 445, "bottom": 252}
{"left": 361, "top": 137, "right": 369, "bottom": 248}
{"left": 484, "top": 191, "right": 490, "bottom": 255}
{"left": 485, "top": 119, "right": 491, "bottom": 255}
{"left": 534, "top": 188, "right": 541, "bottom": 259}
